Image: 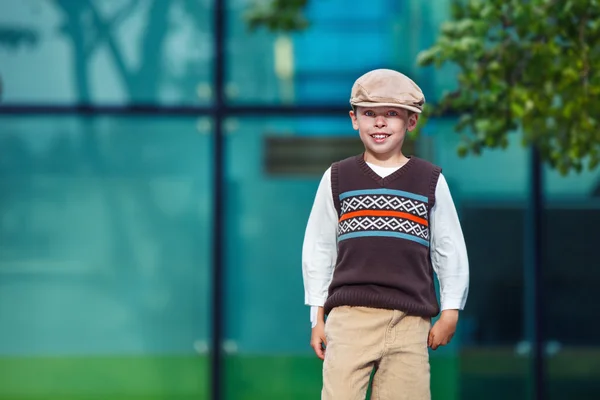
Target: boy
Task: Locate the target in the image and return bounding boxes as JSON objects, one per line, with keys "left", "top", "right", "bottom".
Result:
{"left": 302, "top": 69, "right": 469, "bottom": 399}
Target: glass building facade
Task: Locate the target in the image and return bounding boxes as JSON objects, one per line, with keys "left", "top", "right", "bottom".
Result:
{"left": 0, "top": 1, "right": 599, "bottom": 399}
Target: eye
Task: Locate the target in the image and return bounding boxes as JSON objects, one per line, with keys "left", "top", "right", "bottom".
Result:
{"left": 365, "top": 110, "right": 375, "bottom": 117}
{"left": 387, "top": 111, "right": 398, "bottom": 116}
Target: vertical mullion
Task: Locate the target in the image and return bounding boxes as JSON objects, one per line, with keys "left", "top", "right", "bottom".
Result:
{"left": 525, "top": 145, "right": 545, "bottom": 400}
{"left": 211, "top": 0, "right": 226, "bottom": 399}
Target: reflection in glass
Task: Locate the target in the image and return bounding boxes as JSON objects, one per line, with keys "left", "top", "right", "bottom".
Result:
{"left": 0, "top": 115, "right": 212, "bottom": 399}
{"left": 0, "top": 1, "right": 213, "bottom": 105}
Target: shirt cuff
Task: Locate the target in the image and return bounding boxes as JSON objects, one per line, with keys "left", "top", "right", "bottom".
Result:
{"left": 310, "top": 306, "right": 318, "bottom": 328}
{"left": 440, "top": 297, "right": 466, "bottom": 311}
{"left": 305, "top": 295, "right": 326, "bottom": 307}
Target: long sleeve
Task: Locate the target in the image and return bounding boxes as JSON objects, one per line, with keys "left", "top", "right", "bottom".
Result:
{"left": 429, "top": 174, "right": 470, "bottom": 311}
{"left": 302, "top": 167, "right": 470, "bottom": 327}
{"left": 302, "top": 167, "right": 338, "bottom": 326}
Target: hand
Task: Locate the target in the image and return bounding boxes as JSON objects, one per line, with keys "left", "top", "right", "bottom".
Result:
{"left": 310, "top": 307, "right": 327, "bottom": 360}
{"left": 428, "top": 309, "right": 459, "bottom": 350}
{"left": 310, "top": 321, "right": 327, "bottom": 360}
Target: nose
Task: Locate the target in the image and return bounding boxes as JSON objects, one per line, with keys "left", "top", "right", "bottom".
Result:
{"left": 374, "top": 116, "right": 387, "bottom": 128}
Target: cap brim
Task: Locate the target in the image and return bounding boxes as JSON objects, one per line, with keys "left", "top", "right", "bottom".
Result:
{"left": 351, "top": 102, "right": 422, "bottom": 114}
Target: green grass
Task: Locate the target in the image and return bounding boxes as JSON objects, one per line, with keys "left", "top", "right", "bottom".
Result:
{"left": 0, "top": 349, "right": 598, "bottom": 400}
{"left": 0, "top": 355, "right": 207, "bottom": 400}
{"left": 0, "top": 354, "right": 457, "bottom": 400}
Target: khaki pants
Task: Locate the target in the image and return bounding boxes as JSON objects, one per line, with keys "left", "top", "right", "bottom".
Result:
{"left": 322, "top": 306, "right": 431, "bottom": 400}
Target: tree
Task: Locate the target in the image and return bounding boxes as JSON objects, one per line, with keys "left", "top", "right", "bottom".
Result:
{"left": 416, "top": 0, "right": 600, "bottom": 175}
{"left": 245, "top": 0, "right": 309, "bottom": 32}
{"left": 246, "top": 0, "right": 600, "bottom": 175}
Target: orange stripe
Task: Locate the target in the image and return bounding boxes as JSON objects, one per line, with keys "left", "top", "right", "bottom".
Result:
{"left": 340, "top": 210, "right": 428, "bottom": 226}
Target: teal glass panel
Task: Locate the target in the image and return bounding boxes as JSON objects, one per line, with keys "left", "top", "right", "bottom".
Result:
{"left": 225, "top": 0, "right": 457, "bottom": 106}
{"left": 0, "top": 115, "right": 212, "bottom": 400}
{"left": 0, "top": 0, "right": 213, "bottom": 105}
{"left": 542, "top": 163, "right": 600, "bottom": 399}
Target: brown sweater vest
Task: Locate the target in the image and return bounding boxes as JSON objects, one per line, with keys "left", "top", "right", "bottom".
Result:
{"left": 323, "top": 154, "right": 442, "bottom": 317}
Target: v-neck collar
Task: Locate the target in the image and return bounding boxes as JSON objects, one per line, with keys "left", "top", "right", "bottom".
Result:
{"left": 355, "top": 153, "right": 416, "bottom": 187}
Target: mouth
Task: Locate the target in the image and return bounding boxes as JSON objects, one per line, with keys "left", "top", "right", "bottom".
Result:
{"left": 370, "top": 133, "right": 391, "bottom": 143}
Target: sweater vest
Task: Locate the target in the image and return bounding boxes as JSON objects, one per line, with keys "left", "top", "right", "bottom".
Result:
{"left": 323, "top": 154, "right": 442, "bottom": 317}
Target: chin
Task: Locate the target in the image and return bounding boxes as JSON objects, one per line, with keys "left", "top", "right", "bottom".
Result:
{"left": 365, "top": 145, "right": 397, "bottom": 154}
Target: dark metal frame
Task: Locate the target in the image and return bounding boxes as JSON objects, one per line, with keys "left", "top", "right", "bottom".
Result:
{"left": 212, "top": 2, "right": 225, "bottom": 398}
{"left": 528, "top": 147, "right": 545, "bottom": 400}
{"left": 0, "top": 1, "right": 545, "bottom": 399}
{"left": 0, "top": 104, "right": 350, "bottom": 116}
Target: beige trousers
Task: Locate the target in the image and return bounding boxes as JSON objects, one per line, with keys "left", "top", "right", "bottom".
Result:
{"left": 322, "top": 306, "right": 431, "bottom": 400}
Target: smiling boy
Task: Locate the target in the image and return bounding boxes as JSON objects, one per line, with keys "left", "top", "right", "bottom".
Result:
{"left": 302, "top": 69, "right": 469, "bottom": 399}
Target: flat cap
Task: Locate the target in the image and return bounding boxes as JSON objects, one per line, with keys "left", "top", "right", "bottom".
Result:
{"left": 349, "top": 69, "right": 425, "bottom": 113}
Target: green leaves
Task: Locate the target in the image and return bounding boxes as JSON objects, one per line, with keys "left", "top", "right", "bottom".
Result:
{"left": 417, "top": 0, "right": 600, "bottom": 175}
{"left": 245, "top": 0, "right": 310, "bottom": 32}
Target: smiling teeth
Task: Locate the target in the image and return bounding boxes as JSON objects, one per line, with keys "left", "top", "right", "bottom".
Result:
{"left": 373, "top": 135, "right": 388, "bottom": 139}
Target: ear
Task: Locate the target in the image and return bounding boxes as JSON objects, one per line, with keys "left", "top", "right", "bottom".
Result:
{"left": 406, "top": 113, "right": 419, "bottom": 132}
{"left": 349, "top": 110, "right": 359, "bottom": 131}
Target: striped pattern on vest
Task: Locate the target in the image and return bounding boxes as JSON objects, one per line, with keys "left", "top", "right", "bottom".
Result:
{"left": 338, "top": 188, "right": 430, "bottom": 247}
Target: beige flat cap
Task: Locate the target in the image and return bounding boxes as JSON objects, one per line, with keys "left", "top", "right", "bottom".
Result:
{"left": 349, "top": 69, "right": 425, "bottom": 113}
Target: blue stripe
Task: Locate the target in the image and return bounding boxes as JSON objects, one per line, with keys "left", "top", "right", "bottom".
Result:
{"left": 339, "top": 188, "right": 428, "bottom": 203}
{"left": 338, "top": 231, "right": 430, "bottom": 247}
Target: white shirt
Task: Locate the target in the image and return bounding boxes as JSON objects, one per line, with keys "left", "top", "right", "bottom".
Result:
{"left": 302, "top": 162, "right": 470, "bottom": 327}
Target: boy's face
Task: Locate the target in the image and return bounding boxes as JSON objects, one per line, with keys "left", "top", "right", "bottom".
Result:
{"left": 349, "top": 106, "right": 418, "bottom": 157}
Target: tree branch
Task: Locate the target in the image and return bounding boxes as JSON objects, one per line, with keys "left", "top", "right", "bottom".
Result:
{"left": 85, "top": 0, "right": 141, "bottom": 58}
{"left": 87, "top": 1, "right": 135, "bottom": 94}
